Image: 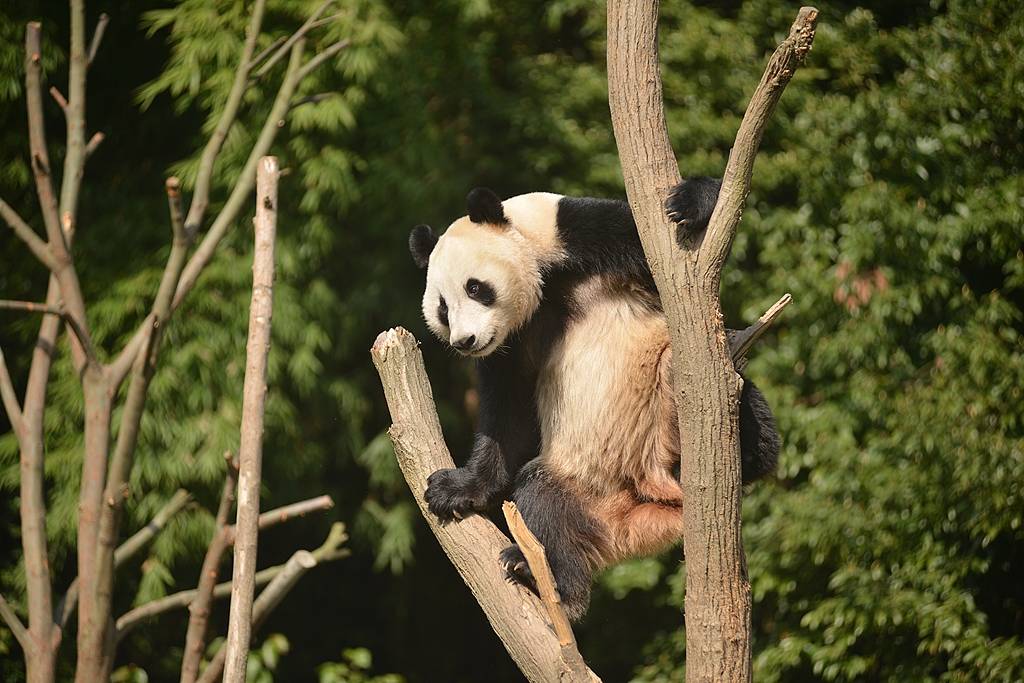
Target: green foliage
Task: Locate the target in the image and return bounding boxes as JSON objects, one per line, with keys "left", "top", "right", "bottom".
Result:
{"left": 318, "top": 648, "right": 404, "bottom": 683}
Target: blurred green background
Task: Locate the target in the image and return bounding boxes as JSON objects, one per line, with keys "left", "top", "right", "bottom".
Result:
{"left": 1, "top": 0, "right": 1022, "bottom": 680}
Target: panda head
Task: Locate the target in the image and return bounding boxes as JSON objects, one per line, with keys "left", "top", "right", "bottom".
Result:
{"left": 409, "top": 188, "right": 544, "bottom": 357}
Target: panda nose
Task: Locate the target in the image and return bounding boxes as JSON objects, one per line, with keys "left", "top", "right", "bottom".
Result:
{"left": 452, "top": 335, "right": 476, "bottom": 351}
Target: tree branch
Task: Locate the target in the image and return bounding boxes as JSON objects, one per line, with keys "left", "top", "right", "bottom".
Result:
{"left": 728, "top": 294, "right": 792, "bottom": 363}
{"left": 502, "top": 502, "right": 591, "bottom": 681}
{"left": 699, "top": 8, "right": 819, "bottom": 280}
{"left": 250, "top": 0, "right": 334, "bottom": 79}
{"left": 295, "top": 38, "right": 350, "bottom": 82}
{"left": 371, "top": 328, "right": 600, "bottom": 683}
{"left": 222, "top": 156, "right": 279, "bottom": 683}
{"left": 87, "top": 13, "right": 109, "bottom": 66}
{"left": 0, "top": 593, "right": 29, "bottom": 651}
{"left": 24, "top": 22, "right": 63, "bottom": 252}
{"left": 196, "top": 550, "right": 316, "bottom": 683}
{"left": 0, "top": 348, "right": 24, "bottom": 436}
{"left": 0, "top": 299, "right": 99, "bottom": 367}
{"left": 57, "top": 489, "right": 192, "bottom": 629}
{"left": 0, "top": 197, "right": 58, "bottom": 272}
{"left": 181, "top": 455, "right": 238, "bottom": 683}
{"left": 115, "top": 523, "right": 348, "bottom": 640}
{"left": 49, "top": 86, "right": 68, "bottom": 112}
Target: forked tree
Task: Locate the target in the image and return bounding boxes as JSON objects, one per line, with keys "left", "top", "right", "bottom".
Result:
{"left": 372, "top": 3, "right": 817, "bottom": 682}
{"left": 0, "top": 2, "right": 351, "bottom": 682}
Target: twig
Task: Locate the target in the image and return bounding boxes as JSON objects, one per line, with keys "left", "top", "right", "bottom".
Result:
{"left": 0, "top": 299, "right": 98, "bottom": 367}
{"left": 197, "top": 551, "right": 316, "bottom": 683}
{"left": 290, "top": 92, "right": 337, "bottom": 110}
{"left": 222, "top": 156, "right": 279, "bottom": 683}
{"left": 502, "top": 502, "right": 591, "bottom": 681}
{"left": 115, "top": 523, "right": 348, "bottom": 639}
{"left": 85, "top": 132, "right": 104, "bottom": 158}
{"left": 371, "top": 328, "right": 600, "bottom": 683}
{"left": 57, "top": 489, "right": 192, "bottom": 628}
{"left": 0, "top": 348, "right": 24, "bottom": 435}
{"left": 87, "top": 13, "right": 109, "bottom": 65}
{"left": 50, "top": 86, "right": 69, "bottom": 112}
{"left": 0, "top": 593, "right": 29, "bottom": 651}
{"left": 24, "top": 23, "right": 63, "bottom": 250}
{"left": 251, "top": 0, "right": 334, "bottom": 79}
{"left": 728, "top": 294, "right": 792, "bottom": 363}
{"left": 295, "top": 38, "right": 350, "bottom": 82}
{"left": 0, "top": 197, "right": 58, "bottom": 271}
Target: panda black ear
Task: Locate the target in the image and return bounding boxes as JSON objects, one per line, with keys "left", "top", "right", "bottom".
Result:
{"left": 409, "top": 224, "right": 437, "bottom": 269}
{"left": 466, "top": 187, "right": 508, "bottom": 226}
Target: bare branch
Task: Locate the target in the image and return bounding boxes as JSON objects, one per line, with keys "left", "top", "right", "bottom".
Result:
{"left": 180, "top": 456, "right": 238, "bottom": 683}
{"left": 166, "top": 177, "right": 186, "bottom": 240}
{"left": 371, "top": 328, "right": 600, "bottom": 683}
{"left": 0, "top": 348, "right": 24, "bottom": 436}
{"left": 58, "top": 489, "right": 192, "bottom": 629}
{"left": 172, "top": 41, "right": 304, "bottom": 310}
{"left": 222, "top": 156, "right": 280, "bottom": 683}
{"left": 251, "top": 0, "right": 334, "bottom": 79}
{"left": 49, "top": 86, "right": 68, "bottom": 112}
{"left": 699, "top": 9, "right": 819, "bottom": 280}
{"left": 87, "top": 13, "right": 109, "bottom": 66}
{"left": 0, "top": 299, "right": 98, "bottom": 367}
{"left": 108, "top": 320, "right": 151, "bottom": 390}
{"left": 85, "top": 132, "right": 104, "bottom": 158}
{"left": 59, "top": 0, "right": 89, "bottom": 233}
{"left": 0, "top": 593, "right": 29, "bottom": 651}
{"left": 197, "top": 551, "right": 317, "bottom": 683}
{"left": 728, "top": 294, "right": 792, "bottom": 363}
{"left": 0, "top": 198, "right": 58, "bottom": 271}
{"left": 295, "top": 38, "right": 350, "bottom": 82}
{"left": 182, "top": 0, "right": 268, "bottom": 237}
{"left": 24, "top": 22, "right": 63, "bottom": 250}
{"left": 502, "top": 502, "right": 591, "bottom": 681}
{"left": 115, "top": 523, "right": 348, "bottom": 639}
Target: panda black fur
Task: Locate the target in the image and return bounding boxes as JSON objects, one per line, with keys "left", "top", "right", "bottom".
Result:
{"left": 409, "top": 177, "right": 779, "bottom": 620}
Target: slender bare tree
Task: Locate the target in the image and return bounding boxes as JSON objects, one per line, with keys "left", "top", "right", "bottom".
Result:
{"left": 0, "top": 2, "right": 350, "bottom": 681}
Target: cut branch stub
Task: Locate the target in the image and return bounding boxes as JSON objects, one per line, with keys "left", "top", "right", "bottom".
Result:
{"left": 371, "top": 327, "right": 600, "bottom": 683}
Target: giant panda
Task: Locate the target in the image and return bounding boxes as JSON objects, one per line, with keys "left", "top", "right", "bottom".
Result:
{"left": 408, "top": 178, "right": 779, "bottom": 620}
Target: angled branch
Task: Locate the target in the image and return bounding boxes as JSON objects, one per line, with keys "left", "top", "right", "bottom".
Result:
{"left": 0, "top": 199, "right": 58, "bottom": 271}
{"left": 503, "top": 502, "right": 591, "bottom": 681}
{"left": 87, "top": 13, "right": 109, "bottom": 66}
{"left": 295, "top": 38, "right": 350, "bottom": 82}
{"left": 115, "top": 523, "right": 348, "bottom": 640}
{"left": 49, "top": 86, "right": 68, "bottom": 112}
{"left": 0, "top": 593, "right": 29, "bottom": 651}
{"left": 24, "top": 22, "right": 63, "bottom": 249}
{"left": 251, "top": 0, "right": 334, "bottom": 79}
{"left": 372, "top": 328, "right": 600, "bottom": 683}
{"left": 699, "top": 8, "right": 819, "bottom": 280}
{"left": 0, "top": 348, "right": 24, "bottom": 436}
{"left": 85, "top": 132, "right": 104, "bottom": 158}
{"left": 58, "top": 489, "right": 192, "bottom": 629}
{"left": 196, "top": 551, "right": 317, "bottom": 683}
{"left": 0, "top": 299, "right": 99, "bottom": 367}
{"left": 728, "top": 294, "right": 792, "bottom": 363}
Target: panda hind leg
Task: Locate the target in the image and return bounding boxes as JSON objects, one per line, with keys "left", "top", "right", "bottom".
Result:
{"left": 501, "top": 460, "right": 606, "bottom": 621}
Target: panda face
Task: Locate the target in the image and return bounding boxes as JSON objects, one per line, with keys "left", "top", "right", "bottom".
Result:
{"left": 419, "top": 218, "right": 542, "bottom": 357}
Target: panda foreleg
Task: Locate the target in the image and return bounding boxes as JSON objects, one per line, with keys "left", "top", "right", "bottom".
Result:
{"left": 501, "top": 460, "right": 606, "bottom": 622}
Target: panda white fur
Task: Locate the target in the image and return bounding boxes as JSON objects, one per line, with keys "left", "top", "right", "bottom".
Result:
{"left": 408, "top": 178, "right": 779, "bottom": 620}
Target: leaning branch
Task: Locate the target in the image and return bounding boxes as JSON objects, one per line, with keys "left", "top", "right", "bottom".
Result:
{"left": 372, "top": 328, "right": 600, "bottom": 683}
{"left": 251, "top": 0, "right": 334, "bottom": 78}
{"left": 0, "top": 348, "right": 23, "bottom": 435}
{"left": 699, "top": 8, "right": 819, "bottom": 278}
{"left": 0, "top": 299, "right": 98, "bottom": 366}
{"left": 728, "top": 294, "right": 792, "bottom": 363}
{"left": 0, "top": 593, "right": 28, "bottom": 650}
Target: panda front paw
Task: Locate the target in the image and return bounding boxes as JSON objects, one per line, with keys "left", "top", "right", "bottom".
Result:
{"left": 424, "top": 468, "right": 489, "bottom": 523}
{"left": 665, "top": 176, "right": 722, "bottom": 243}
{"left": 500, "top": 544, "right": 537, "bottom": 593}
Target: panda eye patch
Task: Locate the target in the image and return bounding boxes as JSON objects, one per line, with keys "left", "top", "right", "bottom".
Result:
{"left": 438, "top": 296, "right": 449, "bottom": 327}
{"left": 465, "top": 279, "right": 496, "bottom": 306}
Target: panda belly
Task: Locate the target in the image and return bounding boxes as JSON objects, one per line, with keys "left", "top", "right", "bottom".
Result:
{"left": 534, "top": 286, "right": 685, "bottom": 561}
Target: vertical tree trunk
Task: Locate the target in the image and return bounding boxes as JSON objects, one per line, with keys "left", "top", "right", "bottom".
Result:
{"left": 222, "top": 156, "right": 279, "bottom": 682}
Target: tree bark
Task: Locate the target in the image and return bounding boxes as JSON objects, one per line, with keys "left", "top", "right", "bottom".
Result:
{"left": 606, "top": 3, "right": 817, "bottom": 681}
{"left": 371, "top": 328, "right": 600, "bottom": 683}
{"left": 222, "top": 156, "right": 280, "bottom": 683}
